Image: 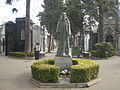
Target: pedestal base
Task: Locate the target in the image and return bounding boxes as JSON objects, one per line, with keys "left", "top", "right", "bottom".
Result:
{"left": 54, "top": 56, "right": 72, "bottom": 70}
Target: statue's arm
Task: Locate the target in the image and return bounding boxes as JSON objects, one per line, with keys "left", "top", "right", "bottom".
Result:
{"left": 56, "top": 19, "right": 60, "bottom": 33}
{"left": 56, "top": 20, "right": 61, "bottom": 40}
{"left": 67, "top": 19, "right": 71, "bottom": 36}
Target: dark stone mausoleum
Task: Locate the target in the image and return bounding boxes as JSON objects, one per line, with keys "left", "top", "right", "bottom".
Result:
{"left": 5, "top": 17, "right": 34, "bottom": 55}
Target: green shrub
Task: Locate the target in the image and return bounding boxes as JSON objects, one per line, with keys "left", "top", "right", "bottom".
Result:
{"left": 9, "top": 52, "right": 25, "bottom": 57}
{"left": 33, "top": 58, "right": 54, "bottom": 65}
{"left": 91, "top": 50, "right": 98, "bottom": 57}
{"left": 8, "top": 52, "right": 35, "bottom": 57}
{"left": 27, "top": 52, "right": 35, "bottom": 57}
{"left": 91, "top": 50, "right": 107, "bottom": 58}
{"left": 95, "top": 42, "right": 114, "bottom": 52}
{"left": 70, "top": 59, "right": 99, "bottom": 83}
{"left": 91, "top": 42, "right": 115, "bottom": 58}
{"left": 31, "top": 58, "right": 59, "bottom": 83}
{"left": 107, "top": 51, "right": 115, "bottom": 57}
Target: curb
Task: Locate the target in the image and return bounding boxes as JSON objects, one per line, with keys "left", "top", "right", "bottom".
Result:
{"left": 30, "top": 77, "right": 102, "bottom": 88}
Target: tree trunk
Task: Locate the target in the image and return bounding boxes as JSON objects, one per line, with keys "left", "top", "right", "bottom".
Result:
{"left": 24, "top": 0, "right": 30, "bottom": 54}
{"left": 81, "top": 30, "right": 85, "bottom": 51}
{"left": 51, "top": 37, "right": 54, "bottom": 50}
{"left": 48, "top": 24, "right": 52, "bottom": 52}
{"left": 98, "top": 6, "right": 104, "bottom": 43}
{"left": 48, "top": 32, "right": 52, "bottom": 52}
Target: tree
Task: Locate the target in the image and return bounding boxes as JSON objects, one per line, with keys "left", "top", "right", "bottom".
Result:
{"left": 63, "top": 0, "right": 85, "bottom": 49}
{"left": 38, "top": 0, "right": 63, "bottom": 52}
{"left": 96, "top": 0, "right": 113, "bottom": 42}
{"left": 86, "top": 0, "right": 113, "bottom": 43}
{"left": 65, "top": 0, "right": 83, "bottom": 35}
{"left": 6, "top": 0, "right": 31, "bottom": 55}
{"left": 24, "top": 0, "right": 31, "bottom": 54}
{"left": 64, "top": 0, "right": 114, "bottom": 50}
{"left": 38, "top": 0, "right": 114, "bottom": 51}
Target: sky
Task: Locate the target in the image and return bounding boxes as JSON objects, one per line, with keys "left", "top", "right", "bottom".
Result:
{"left": 0, "top": 0, "right": 44, "bottom": 25}
{"left": 0, "top": 0, "right": 120, "bottom": 25}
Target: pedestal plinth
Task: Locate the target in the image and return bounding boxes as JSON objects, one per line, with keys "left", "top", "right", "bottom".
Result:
{"left": 54, "top": 56, "right": 72, "bottom": 70}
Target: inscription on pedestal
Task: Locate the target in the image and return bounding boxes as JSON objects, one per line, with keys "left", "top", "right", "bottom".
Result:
{"left": 54, "top": 57, "right": 72, "bottom": 70}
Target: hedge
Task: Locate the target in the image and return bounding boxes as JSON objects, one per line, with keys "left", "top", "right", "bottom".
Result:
{"left": 33, "top": 58, "right": 54, "bottom": 65}
{"left": 8, "top": 52, "right": 35, "bottom": 57}
{"left": 91, "top": 50, "right": 107, "bottom": 58}
{"left": 70, "top": 59, "right": 100, "bottom": 83}
{"left": 31, "top": 59, "right": 59, "bottom": 83}
{"left": 91, "top": 42, "right": 115, "bottom": 58}
{"left": 107, "top": 51, "right": 115, "bottom": 57}
{"left": 31, "top": 58, "right": 100, "bottom": 83}
{"left": 9, "top": 52, "right": 26, "bottom": 57}
{"left": 91, "top": 50, "right": 115, "bottom": 58}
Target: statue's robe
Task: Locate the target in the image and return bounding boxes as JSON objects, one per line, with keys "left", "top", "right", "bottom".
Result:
{"left": 56, "top": 18, "right": 71, "bottom": 57}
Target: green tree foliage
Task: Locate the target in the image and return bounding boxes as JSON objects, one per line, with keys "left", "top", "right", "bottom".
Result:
{"left": 63, "top": 0, "right": 86, "bottom": 48}
{"left": 5, "top": 0, "right": 14, "bottom": 4}
{"left": 37, "top": 0, "right": 63, "bottom": 52}
{"left": 64, "top": 0, "right": 84, "bottom": 35}
{"left": 95, "top": 41, "right": 114, "bottom": 53}
{"left": 38, "top": 0, "right": 114, "bottom": 50}
{"left": 38, "top": 0, "right": 63, "bottom": 34}
{"left": 91, "top": 42, "right": 115, "bottom": 58}
{"left": 72, "top": 0, "right": 114, "bottom": 43}
{"left": 96, "top": 0, "right": 114, "bottom": 42}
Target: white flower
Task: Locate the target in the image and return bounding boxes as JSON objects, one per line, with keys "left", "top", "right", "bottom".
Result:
{"left": 61, "top": 71, "right": 65, "bottom": 74}
{"left": 64, "top": 69, "right": 68, "bottom": 73}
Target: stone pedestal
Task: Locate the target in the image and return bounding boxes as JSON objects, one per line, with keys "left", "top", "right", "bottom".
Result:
{"left": 54, "top": 57, "right": 72, "bottom": 70}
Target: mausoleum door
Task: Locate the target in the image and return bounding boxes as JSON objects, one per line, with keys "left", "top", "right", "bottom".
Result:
{"left": 6, "top": 32, "right": 13, "bottom": 55}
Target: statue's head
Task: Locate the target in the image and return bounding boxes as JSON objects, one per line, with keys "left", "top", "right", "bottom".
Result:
{"left": 61, "top": 12, "right": 67, "bottom": 20}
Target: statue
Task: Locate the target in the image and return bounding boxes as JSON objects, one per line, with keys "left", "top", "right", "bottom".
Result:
{"left": 56, "top": 12, "right": 71, "bottom": 57}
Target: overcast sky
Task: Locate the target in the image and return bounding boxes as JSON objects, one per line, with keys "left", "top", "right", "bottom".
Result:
{"left": 0, "top": 0, "right": 120, "bottom": 25}
{"left": 0, "top": 0, "right": 44, "bottom": 25}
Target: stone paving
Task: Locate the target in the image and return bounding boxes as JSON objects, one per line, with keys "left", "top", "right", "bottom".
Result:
{"left": 0, "top": 52, "right": 120, "bottom": 90}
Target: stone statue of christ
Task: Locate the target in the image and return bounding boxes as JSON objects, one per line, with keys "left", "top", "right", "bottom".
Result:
{"left": 56, "top": 12, "right": 71, "bottom": 57}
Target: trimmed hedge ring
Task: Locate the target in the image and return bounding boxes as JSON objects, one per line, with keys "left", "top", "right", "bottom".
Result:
{"left": 31, "top": 58, "right": 100, "bottom": 83}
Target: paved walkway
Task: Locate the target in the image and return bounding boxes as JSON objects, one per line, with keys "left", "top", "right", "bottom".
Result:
{"left": 0, "top": 52, "right": 120, "bottom": 90}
